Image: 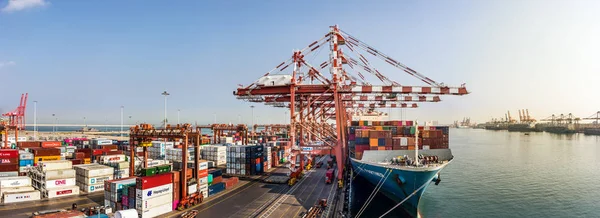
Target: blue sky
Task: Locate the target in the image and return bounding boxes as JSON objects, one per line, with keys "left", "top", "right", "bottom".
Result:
{"left": 1, "top": 0, "right": 599, "bottom": 125}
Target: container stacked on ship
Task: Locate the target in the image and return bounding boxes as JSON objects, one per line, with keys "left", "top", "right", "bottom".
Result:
{"left": 29, "top": 160, "right": 79, "bottom": 199}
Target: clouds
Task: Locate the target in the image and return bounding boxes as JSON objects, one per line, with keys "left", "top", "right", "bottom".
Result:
{"left": 1, "top": 0, "right": 48, "bottom": 13}
{"left": 0, "top": 61, "right": 16, "bottom": 69}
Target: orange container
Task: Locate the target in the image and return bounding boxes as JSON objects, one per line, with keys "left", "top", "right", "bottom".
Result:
{"left": 369, "top": 139, "right": 378, "bottom": 146}
{"left": 198, "top": 169, "right": 208, "bottom": 178}
{"left": 41, "top": 141, "right": 61, "bottom": 148}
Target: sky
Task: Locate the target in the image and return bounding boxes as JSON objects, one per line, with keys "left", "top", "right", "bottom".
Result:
{"left": 0, "top": 0, "right": 599, "bottom": 125}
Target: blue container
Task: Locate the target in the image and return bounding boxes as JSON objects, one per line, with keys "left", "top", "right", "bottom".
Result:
{"left": 378, "top": 138, "right": 386, "bottom": 146}
{"left": 19, "top": 160, "right": 33, "bottom": 167}
{"left": 349, "top": 127, "right": 356, "bottom": 134}
{"left": 391, "top": 127, "right": 398, "bottom": 135}
{"left": 209, "top": 169, "right": 222, "bottom": 177}
{"left": 128, "top": 198, "right": 135, "bottom": 208}
{"left": 208, "top": 182, "right": 226, "bottom": 196}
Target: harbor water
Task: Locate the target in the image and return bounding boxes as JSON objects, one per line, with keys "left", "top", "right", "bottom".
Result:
{"left": 352, "top": 128, "right": 600, "bottom": 217}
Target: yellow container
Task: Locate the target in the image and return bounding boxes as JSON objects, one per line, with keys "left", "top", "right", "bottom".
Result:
{"left": 374, "top": 126, "right": 383, "bottom": 131}
{"left": 34, "top": 155, "right": 61, "bottom": 164}
{"left": 369, "top": 138, "right": 379, "bottom": 146}
{"left": 84, "top": 158, "right": 91, "bottom": 164}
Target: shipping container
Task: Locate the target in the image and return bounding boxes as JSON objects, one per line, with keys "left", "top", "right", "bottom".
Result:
{"left": 0, "top": 176, "right": 31, "bottom": 188}
{"left": 41, "top": 141, "right": 61, "bottom": 148}
{"left": 3, "top": 190, "right": 40, "bottom": 203}
{"left": 136, "top": 173, "right": 172, "bottom": 190}
{"left": 0, "top": 163, "right": 19, "bottom": 172}
{"left": 39, "top": 160, "right": 72, "bottom": 171}
{"left": 0, "top": 186, "right": 35, "bottom": 197}
{"left": 104, "top": 177, "right": 137, "bottom": 193}
{"left": 79, "top": 183, "right": 105, "bottom": 193}
{"left": 135, "top": 191, "right": 173, "bottom": 210}
{"left": 43, "top": 177, "right": 76, "bottom": 189}
{"left": 29, "top": 148, "right": 61, "bottom": 157}
{"left": 187, "top": 183, "right": 198, "bottom": 195}
{"left": 44, "top": 185, "right": 80, "bottom": 198}
{"left": 0, "top": 171, "right": 19, "bottom": 177}
{"left": 74, "top": 164, "right": 114, "bottom": 177}
{"left": 208, "top": 182, "right": 225, "bottom": 196}
{"left": 76, "top": 174, "right": 113, "bottom": 185}
{"left": 135, "top": 183, "right": 173, "bottom": 201}
{"left": 137, "top": 202, "right": 172, "bottom": 218}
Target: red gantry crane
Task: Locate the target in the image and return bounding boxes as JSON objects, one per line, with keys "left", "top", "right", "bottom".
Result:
{"left": 2, "top": 93, "right": 28, "bottom": 148}
{"left": 233, "top": 25, "right": 469, "bottom": 181}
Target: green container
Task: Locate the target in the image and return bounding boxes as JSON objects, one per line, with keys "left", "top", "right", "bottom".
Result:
{"left": 156, "top": 165, "right": 172, "bottom": 174}
{"left": 208, "top": 174, "right": 213, "bottom": 185}
{"left": 410, "top": 126, "right": 416, "bottom": 135}
{"left": 383, "top": 126, "right": 390, "bottom": 130}
{"left": 141, "top": 167, "right": 157, "bottom": 177}
{"left": 121, "top": 184, "right": 131, "bottom": 196}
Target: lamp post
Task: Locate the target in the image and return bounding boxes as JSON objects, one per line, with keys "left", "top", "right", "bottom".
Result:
{"left": 33, "top": 101, "right": 37, "bottom": 140}
{"left": 250, "top": 106, "right": 255, "bottom": 127}
{"left": 161, "top": 91, "right": 170, "bottom": 126}
{"left": 120, "top": 106, "right": 124, "bottom": 137}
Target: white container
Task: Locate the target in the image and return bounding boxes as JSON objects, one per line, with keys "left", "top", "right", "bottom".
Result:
{"left": 3, "top": 190, "right": 40, "bottom": 203}
{"left": 77, "top": 165, "right": 114, "bottom": 177}
{"left": 187, "top": 184, "right": 198, "bottom": 195}
{"left": 199, "top": 161, "right": 208, "bottom": 170}
{"left": 0, "top": 186, "right": 35, "bottom": 196}
{"left": 400, "top": 137, "right": 408, "bottom": 146}
{"left": 0, "top": 172, "right": 19, "bottom": 177}
{"left": 200, "top": 190, "right": 208, "bottom": 199}
{"left": 0, "top": 176, "right": 31, "bottom": 188}
{"left": 40, "top": 160, "right": 72, "bottom": 171}
{"left": 198, "top": 177, "right": 208, "bottom": 185}
{"left": 45, "top": 186, "right": 79, "bottom": 198}
{"left": 45, "top": 178, "right": 76, "bottom": 189}
{"left": 423, "top": 145, "right": 430, "bottom": 150}
{"left": 137, "top": 202, "right": 172, "bottom": 218}
{"left": 80, "top": 183, "right": 105, "bottom": 193}
{"left": 18, "top": 151, "right": 34, "bottom": 160}
{"left": 101, "top": 155, "right": 127, "bottom": 163}
{"left": 135, "top": 191, "right": 172, "bottom": 210}
{"left": 77, "top": 174, "right": 113, "bottom": 185}
{"left": 43, "top": 169, "right": 76, "bottom": 180}
{"left": 135, "top": 183, "right": 172, "bottom": 201}
{"left": 199, "top": 184, "right": 208, "bottom": 192}
{"left": 115, "top": 209, "right": 138, "bottom": 218}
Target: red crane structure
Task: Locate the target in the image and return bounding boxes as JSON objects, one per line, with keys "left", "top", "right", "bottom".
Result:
{"left": 2, "top": 93, "right": 28, "bottom": 148}
{"left": 233, "top": 25, "right": 469, "bottom": 180}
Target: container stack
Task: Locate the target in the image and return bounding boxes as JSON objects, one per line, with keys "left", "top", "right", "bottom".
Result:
{"left": 18, "top": 150, "right": 34, "bottom": 176}
{"left": 165, "top": 147, "right": 195, "bottom": 162}
{"left": 208, "top": 181, "right": 225, "bottom": 197}
{"left": 75, "top": 148, "right": 92, "bottom": 164}
{"left": 135, "top": 173, "right": 173, "bottom": 218}
{"left": 147, "top": 141, "right": 166, "bottom": 159}
{"left": 99, "top": 154, "right": 129, "bottom": 179}
{"left": 29, "top": 148, "right": 62, "bottom": 166}
{"left": 104, "top": 177, "right": 137, "bottom": 210}
{"left": 348, "top": 120, "right": 451, "bottom": 159}
{"left": 0, "top": 176, "right": 39, "bottom": 203}
{"left": 0, "top": 150, "right": 19, "bottom": 178}
{"left": 30, "top": 160, "right": 79, "bottom": 199}
{"left": 90, "top": 139, "right": 113, "bottom": 149}
{"left": 263, "top": 146, "right": 272, "bottom": 171}
{"left": 200, "top": 145, "right": 226, "bottom": 166}
{"left": 198, "top": 160, "right": 208, "bottom": 198}
{"left": 73, "top": 163, "right": 114, "bottom": 193}
{"left": 222, "top": 177, "right": 239, "bottom": 189}
{"left": 225, "top": 145, "right": 264, "bottom": 176}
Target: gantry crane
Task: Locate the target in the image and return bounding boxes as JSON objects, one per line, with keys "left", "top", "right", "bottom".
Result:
{"left": 129, "top": 123, "right": 204, "bottom": 209}
{"left": 582, "top": 111, "right": 600, "bottom": 125}
{"left": 2, "top": 93, "right": 28, "bottom": 148}
{"left": 541, "top": 113, "right": 580, "bottom": 125}
{"left": 233, "top": 25, "right": 469, "bottom": 180}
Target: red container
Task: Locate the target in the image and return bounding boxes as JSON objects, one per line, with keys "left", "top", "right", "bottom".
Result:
{"left": 71, "top": 159, "right": 83, "bottom": 165}
{"left": 136, "top": 172, "right": 173, "bottom": 190}
{"left": 102, "top": 145, "right": 118, "bottom": 150}
{"left": 355, "top": 145, "right": 370, "bottom": 153}
{"left": 92, "top": 149, "right": 106, "bottom": 156}
{"left": 75, "top": 149, "right": 92, "bottom": 158}
{"left": 29, "top": 148, "right": 61, "bottom": 156}
{"left": 212, "top": 176, "right": 222, "bottom": 184}
{"left": 0, "top": 163, "right": 19, "bottom": 172}
{"left": 385, "top": 146, "right": 392, "bottom": 150}
{"left": 103, "top": 151, "right": 124, "bottom": 155}
{"left": 223, "top": 177, "right": 239, "bottom": 189}
{"left": 198, "top": 169, "right": 208, "bottom": 178}
{"left": 74, "top": 152, "right": 85, "bottom": 159}
{"left": 0, "top": 150, "right": 18, "bottom": 159}
{"left": 17, "top": 142, "right": 41, "bottom": 148}
{"left": 41, "top": 141, "right": 61, "bottom": 148}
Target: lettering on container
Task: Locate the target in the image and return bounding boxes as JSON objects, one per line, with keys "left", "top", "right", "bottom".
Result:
{"left": 16, "top": 195, "right": 31, "bottom": 199}
{"left": 56, "top": 190, "right": 73, "bottom": 195}
{"left": 10, "top": 181, "right": 22, "bottom": 186}
{"left": 146, "top": 186, "right": 170, "bottom": 197}
{"left": 55, "top": 180, "right": 66, "bottom": 185}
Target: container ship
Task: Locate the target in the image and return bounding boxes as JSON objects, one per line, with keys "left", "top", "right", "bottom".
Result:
{"left": 348, "top": 113, "right": 452, "bottom": 217}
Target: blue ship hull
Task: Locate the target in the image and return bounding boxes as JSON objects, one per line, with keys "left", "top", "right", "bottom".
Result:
{"left": 351, "top": 157, "right": 448, "bottom": 217}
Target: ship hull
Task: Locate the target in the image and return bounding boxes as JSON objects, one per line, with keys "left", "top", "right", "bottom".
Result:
{"left": 350, "top": 156, "right": 450, "bottom": 217}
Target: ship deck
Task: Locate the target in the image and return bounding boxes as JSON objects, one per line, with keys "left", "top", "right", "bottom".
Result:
{"left": 0, "top": 156, "right": 339, "bottom": 218}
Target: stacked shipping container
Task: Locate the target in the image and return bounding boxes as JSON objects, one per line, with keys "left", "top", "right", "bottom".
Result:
{"left": 30, "top": 160, "right": 80, "bottom": 199}
{"left": 225, "top": 145, "right": 264, "bottom": 176}
{"left": 0, "top": 150, "right": 19, "bottom": 178}
{"left": 135, "top": 173, "right": 173, "bottom": 218}
{"left": 200, "top": 145, "right": 226, "bottom": 166}
{"left": 73, "top": 163, "right": 114, "bottom": 193}
{"left": 104, "top": 177, "right": 137, "bottom": 211}
{"left": 0, "top": 176, "right": 39, "bottom": 203}
{"left": 348, "top": 120, "right": 450, "bottom": 159}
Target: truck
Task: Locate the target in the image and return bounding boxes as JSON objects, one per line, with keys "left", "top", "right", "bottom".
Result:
{"left": 325, "top": 168, "right": 335, "bottom": 184}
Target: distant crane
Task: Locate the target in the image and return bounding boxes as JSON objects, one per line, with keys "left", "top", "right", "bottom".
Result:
{"left": 582, "top": 111, "right": 600, "bottom": 125}
{"left": 2, "top": 93, "right": 28, "bottom": 148}
{"left": 541, "top": 113, "right": 580, "bottom": 125}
